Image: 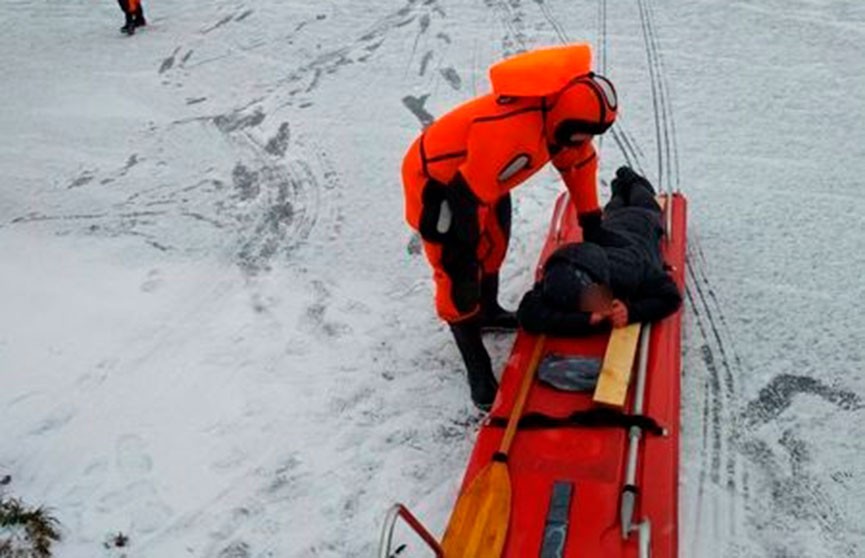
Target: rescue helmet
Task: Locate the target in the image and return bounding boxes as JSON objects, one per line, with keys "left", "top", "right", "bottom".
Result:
{"left": 545, "top": 73, "right": 618, "bottom": 146}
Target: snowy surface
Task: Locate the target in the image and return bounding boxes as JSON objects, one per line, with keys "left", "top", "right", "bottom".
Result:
{"left": 2, "top": 0, "right": 865, "bottom": 556}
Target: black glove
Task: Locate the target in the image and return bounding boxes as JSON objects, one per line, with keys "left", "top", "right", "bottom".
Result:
{"left": 577, "top": 209, "right": 602, "bottom": 233}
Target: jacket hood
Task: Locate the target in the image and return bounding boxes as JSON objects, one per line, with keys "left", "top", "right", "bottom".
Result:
{"left": 541, "top": 243, "right": 610, "bottom": 308}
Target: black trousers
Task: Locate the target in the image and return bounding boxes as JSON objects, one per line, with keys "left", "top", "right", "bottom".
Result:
{"left": 441, "top": 193, "right": 511, "bottom": 316}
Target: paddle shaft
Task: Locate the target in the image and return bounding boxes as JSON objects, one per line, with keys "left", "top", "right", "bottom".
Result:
{"left": 496, "top": 335, "right": 546, "bottom": 459}
{"left": 440, "top": 335, "right": 546, "bottom": 557}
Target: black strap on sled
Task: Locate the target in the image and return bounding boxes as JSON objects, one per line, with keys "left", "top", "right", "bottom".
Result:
{"left": 486, "top": 407, "right": 666, "bottom": 436}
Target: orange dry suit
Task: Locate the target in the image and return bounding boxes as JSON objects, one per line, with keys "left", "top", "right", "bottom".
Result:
{"left": 401, "top": 44, "right": 618, "bottom": 323}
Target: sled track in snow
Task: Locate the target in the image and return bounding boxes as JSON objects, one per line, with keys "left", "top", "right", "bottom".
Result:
{"left": 684, "top": 239, "right": 750, "bottom": 554}
{"left": 631, "top": 3, "right": 862, "bottom": 555}
{"left": 619, "top": 127, "right": 648, "bottom": 175}
{"left": 596, "top": 0, "right": 608, "bottom": 75}
{"left": 643, "top": 0, "right": 750, "bottom": 544}
{"left": 591, "top": 0, "right": 648, "bottom": 177}
{"left": 636, "top": 0, "right": 670, "bottom": 192}
{"left": 635, "top": 0, "right": 681, "bottom": 192}
{"left": 627, "top": 0, "right": 748, "bottom": 552}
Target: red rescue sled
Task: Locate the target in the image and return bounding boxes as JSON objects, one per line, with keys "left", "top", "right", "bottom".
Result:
{"left": 380, "top": 190, "right": 687, "bottom": 558}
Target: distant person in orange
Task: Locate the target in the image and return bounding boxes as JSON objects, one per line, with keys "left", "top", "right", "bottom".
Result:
{"left": 401, "top": 44, "right": 618, "bottom": 410}
{"left": 118, "top": 0, "right": 146, "bottom": 35}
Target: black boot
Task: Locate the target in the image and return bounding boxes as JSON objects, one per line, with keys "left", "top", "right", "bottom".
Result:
{"left": 479, "top": 274, "right": 518, "bottom": 331}
{"left": 610, "top": 169, "right": 634, "bottom": 200}
{"left": 611, "top": 166, "right": 656, "bottom": 204}
{"left": 450, "top": 320, "right": 499, "bottom": 411}
{"left": 134, "top": 6, "right": 146, "bottom": 27}
{"left": 121, "top": 12, "right": 136, "bottom": 35}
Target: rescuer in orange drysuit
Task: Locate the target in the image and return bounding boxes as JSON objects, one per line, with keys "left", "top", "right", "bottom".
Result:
{"left": 118, "top": 0, "right": 146, "bottom": 35}
{"left": 401, "top": 44, "right": 618, "bottom": 410}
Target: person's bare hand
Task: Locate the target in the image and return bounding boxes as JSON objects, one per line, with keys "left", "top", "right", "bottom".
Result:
{"left": 589, "top": 312, "right": 606, "bottom": 326}
{"left": 609, "top": 299, "right": 629, "bottom": 328}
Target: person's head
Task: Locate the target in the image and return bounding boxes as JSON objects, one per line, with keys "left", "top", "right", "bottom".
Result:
{"left": 544, "top": 73, "right": 618, "bottom": 148}
{"left": 576, "top": 282, "right": 614, "bottom": 313}
{"left": 541, "top": 243, "right": 612, "bottom": 312}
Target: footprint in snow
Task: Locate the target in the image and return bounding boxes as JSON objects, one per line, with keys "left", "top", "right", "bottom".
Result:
{"left": 116, "top": 434, "right": 153, "bottom": 475}
{"left": 98, "top": 480, "right": 172, "bottom": 535}
{"left": 27, "top": 406, "right": 76, "bottom": 436}
{"left": 95, "top": 435, "right": 173, "bottom": 535}
{"left": 140, "top": 269, "right": 163, "bottom": 293}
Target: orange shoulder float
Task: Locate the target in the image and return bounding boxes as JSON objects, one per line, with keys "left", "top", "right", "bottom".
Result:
{"left": 489, "top": 43, "right": 593, "bottom": 97}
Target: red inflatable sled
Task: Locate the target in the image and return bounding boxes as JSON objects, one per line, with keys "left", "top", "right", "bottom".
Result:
{"left": 380, "top": 190, "right": 688, "bottom": 558}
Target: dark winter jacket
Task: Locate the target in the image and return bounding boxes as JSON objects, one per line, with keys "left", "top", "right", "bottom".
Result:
{"left": 518, "top": 205, "right": 681, "bottom": 336}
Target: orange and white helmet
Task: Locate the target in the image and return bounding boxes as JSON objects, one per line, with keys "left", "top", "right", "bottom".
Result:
{"left": 544, "top": 73, "right": 618, "bottom": 146}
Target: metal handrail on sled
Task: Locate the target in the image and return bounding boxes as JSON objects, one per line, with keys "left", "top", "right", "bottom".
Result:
{"left": 378, "top": 504, "right": 444, "bottom": 558}
{"left": 619, "top": 323, "right": 654, "bottom": 558}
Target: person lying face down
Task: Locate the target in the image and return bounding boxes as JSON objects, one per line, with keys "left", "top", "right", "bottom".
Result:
{"left": 517, "top": 167, "right": 682, "bottom": 336}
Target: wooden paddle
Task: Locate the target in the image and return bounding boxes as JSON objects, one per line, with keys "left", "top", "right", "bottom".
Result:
{"left": 441, "top": 335, "right": 546, "bottom": 558}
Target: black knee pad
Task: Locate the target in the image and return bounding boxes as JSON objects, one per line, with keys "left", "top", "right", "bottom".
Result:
{"left": 441, "top": 248, "right": 481, "bottom": 313}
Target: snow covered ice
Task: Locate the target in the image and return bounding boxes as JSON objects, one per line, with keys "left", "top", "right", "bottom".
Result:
{"left": 2, "top": 0, "right": 865, "bottom": 556}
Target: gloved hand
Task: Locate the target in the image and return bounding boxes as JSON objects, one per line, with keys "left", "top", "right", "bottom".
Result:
{"left": 578, "top": 209, "right": 602, "bottom": 233}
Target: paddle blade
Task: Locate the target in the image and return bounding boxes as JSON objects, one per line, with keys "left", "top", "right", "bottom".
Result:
{"left": 441, "top": 462, "right": 512, "bottom": 558}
